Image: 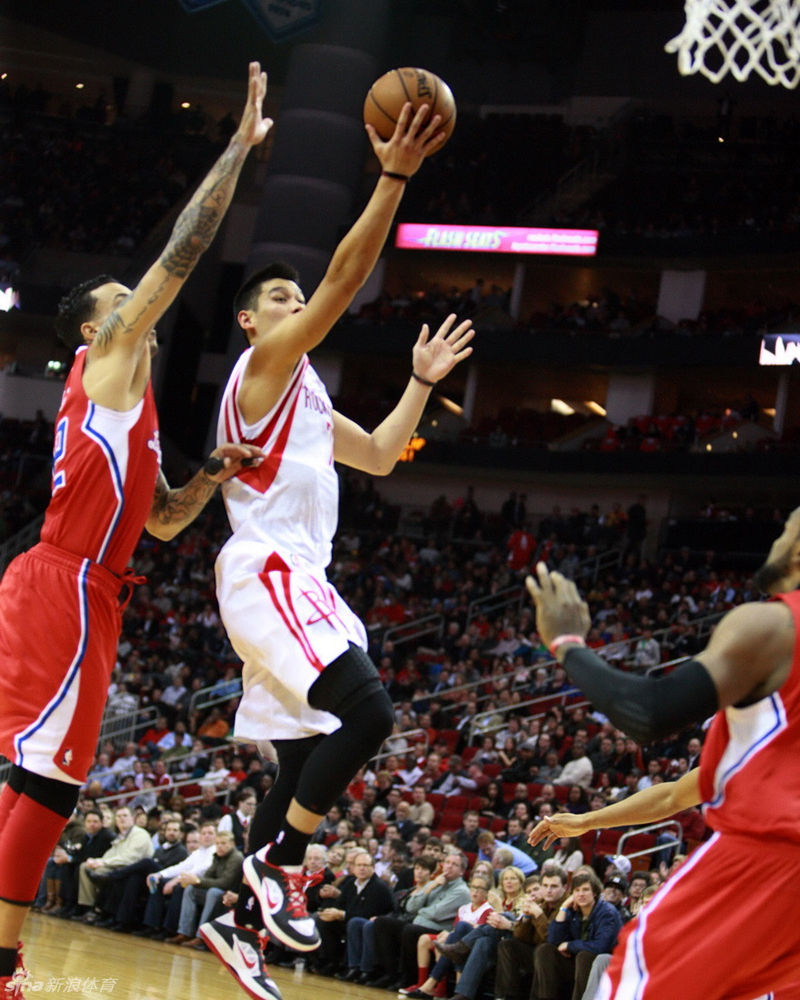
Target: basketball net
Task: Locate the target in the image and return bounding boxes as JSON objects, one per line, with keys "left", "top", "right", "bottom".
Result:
{"left": 665, "top": 0, "right": 800, "bottom": 88}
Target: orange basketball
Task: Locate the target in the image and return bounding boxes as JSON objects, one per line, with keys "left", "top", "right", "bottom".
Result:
{"left": 364, "top": 67, "right": 456, "bottom": 155}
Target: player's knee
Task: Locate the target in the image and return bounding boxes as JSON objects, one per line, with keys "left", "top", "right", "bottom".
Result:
{"left": 353, "top": 687, "right": 395, "bottom": 753}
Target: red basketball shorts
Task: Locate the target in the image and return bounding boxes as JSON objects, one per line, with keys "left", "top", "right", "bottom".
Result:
{"left": 0, "top": 542, "right": 122, "bottom": 784}
{"left": 600, "top": 831, "right": 800, "bottom": 1000}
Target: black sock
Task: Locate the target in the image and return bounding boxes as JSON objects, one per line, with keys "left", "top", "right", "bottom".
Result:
{"left": 234, "top": 886, "right": 264, "bottom": 931}
{"left": 266, "top": 821, "right": 309, "bottom": 867}
{"left": 0, "top": 946, "right": 17, "bottom": 977}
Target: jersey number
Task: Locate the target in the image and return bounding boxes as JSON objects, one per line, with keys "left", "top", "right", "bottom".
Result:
{"left": 52, "top": 416, "right": 68, "bottom": 494}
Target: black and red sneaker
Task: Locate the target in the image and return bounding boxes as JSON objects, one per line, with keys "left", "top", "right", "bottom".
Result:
{"left": 243, "top": 847, "right": 320, "bottom": 953}
{"left": 0, "top": 942, "right": 30, "bottom": 997}
{"left": 199, "top": 912, "right": 282, "bottom": 1000}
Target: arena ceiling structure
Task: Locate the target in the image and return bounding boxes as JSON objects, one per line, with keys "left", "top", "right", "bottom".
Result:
{"left": 2, "top": 0, "right": 679, "bottom": 91}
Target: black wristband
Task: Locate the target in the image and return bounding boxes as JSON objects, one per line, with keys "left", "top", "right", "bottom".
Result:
{"left": 412, "top": 371, "right": 437, "bottom": 387}
{"left": 382, "top": 170, "right": 410, "bottom": 183}
{"left": 204, "top": 456, "right": 224, "bottom": 476}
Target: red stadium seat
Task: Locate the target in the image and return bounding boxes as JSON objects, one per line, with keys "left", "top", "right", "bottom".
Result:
{"left": 427, "top": 793, "right": 445, "bottom": 812}
{"left": 439, "top": 730, "right": 459, "bottom": 752}
{"left": 490, "top": 817, "right": 507, "bottom": 833}
{"left": 483, "top": 764, "right": 501, "bottom": 778}
{"left": 467, "top": 797, "right": 484, "bottom": 811}
{"left": 593, "top": 830, "right": 623, "bottom": 858}
{"left": 446, "top": 795, "right": 469, "bottom": 811}
{"left": 462, "top": 746, "right": 477, "bottom": 763}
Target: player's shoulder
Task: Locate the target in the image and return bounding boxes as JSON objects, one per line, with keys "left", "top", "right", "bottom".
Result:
{"left": 721, "top": 598, "right": 791, "bottom": 630}
{"left": 710, "top": 599, "right": 794, "bottom": 655}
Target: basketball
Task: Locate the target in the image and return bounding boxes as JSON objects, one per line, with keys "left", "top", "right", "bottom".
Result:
{"left": 364, "top": 67, "right": 456, "bottom": 155}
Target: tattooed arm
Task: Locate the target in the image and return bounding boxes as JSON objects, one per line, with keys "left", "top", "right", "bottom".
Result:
{"left": 145, "top": 443, "right": 264, "bottom": 540}
{"left": 91, "top": 63, "right": 272, "bottom": 360}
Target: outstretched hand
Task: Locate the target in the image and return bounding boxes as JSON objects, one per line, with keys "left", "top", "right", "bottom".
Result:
{"left": 366, "top": 101, "right": 447, "bottom": 177}
{"left": 412, "top": 314, "right": 474, "bottom": 384}
{"left": 528, "top": 812, "right": 589, "bottom": 850}
{"left": 525, "top": 562, "right": 591, "bottom": 649}
{"left": 234, "top": 62, "right": 273, "bottom": 148}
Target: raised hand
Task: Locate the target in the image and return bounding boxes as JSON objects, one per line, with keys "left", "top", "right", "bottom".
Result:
{"left": 412, "top": 314, "right": 474, "bottom": 385}
{"left": 525, "top": 563, "right": 591, "bottom": 650}
{"left": 366, "top": 101, "right": 447, "bottom": 177}
{"left": 234, "top": 62, "right": 273, "bottom": 147}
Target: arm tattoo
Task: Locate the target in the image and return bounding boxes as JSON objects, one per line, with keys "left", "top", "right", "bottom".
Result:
{"left": 150, "top": 469, "right": 218, "bottom": 529}
{"left": 94, "top": 275, "right": 172, "bottom": 350}
{"left": 160, "top": 140, "right": 249, "bottom": 279}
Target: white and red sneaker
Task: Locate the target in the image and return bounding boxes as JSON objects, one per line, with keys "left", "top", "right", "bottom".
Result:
{"left": 199, "top": 912, "right": 281, "bottom": 1000}
{"left": 243, "top": 847, "right": 320, "bottom": 953}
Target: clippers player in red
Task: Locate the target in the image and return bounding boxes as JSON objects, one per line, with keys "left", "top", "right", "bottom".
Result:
{"left": 526, "top": 507, "right": 800, "bottom": 1000}
{"left": 0, "top": 63, "right": 270, "bottom": 994}
{"left": 197, "top": 104, "right": 474, "bottom": 1000}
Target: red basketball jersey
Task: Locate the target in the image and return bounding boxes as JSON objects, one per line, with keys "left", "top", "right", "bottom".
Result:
{"left": 40, "top": 346, "right": 160, "bottom": 575}
{"left": 698, "top": 589, "right": 800, "bottom": 842}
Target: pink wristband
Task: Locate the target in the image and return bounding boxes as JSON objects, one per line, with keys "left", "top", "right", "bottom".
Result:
{"left": 548, "top": 634, "right": 586, "bottom": 657}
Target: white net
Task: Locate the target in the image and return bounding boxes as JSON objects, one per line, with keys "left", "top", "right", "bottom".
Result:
{"left": 665, "top": 0, "right": 800, "bottom": 88}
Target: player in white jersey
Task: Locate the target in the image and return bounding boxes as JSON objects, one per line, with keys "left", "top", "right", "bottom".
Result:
{"left": 199, "top": 102, "right": 474, "bottom": 1000}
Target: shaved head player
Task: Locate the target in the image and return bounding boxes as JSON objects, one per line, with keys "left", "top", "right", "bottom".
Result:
{"left": 526, "top": 507, "right": 800, "bottom": 1000}
{"left": 0, "top": 63, "right": 270, "bottom": 993}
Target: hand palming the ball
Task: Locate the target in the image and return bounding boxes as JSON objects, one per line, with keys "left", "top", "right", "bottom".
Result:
{"left": 365, "top": 100, "right": 446, "bottom": 179}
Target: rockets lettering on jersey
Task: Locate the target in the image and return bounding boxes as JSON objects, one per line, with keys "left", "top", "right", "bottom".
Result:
{"left": 217, "top": 350, "right": 338, "bottom": 570}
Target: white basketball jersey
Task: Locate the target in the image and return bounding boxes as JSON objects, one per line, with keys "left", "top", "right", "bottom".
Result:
{"left": 216, "top": 350, "right": 338, "bottom": 568}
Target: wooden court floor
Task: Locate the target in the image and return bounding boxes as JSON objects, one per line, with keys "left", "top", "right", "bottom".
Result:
{"left": 21, "top": 913, "right": 388, "bottom": 999}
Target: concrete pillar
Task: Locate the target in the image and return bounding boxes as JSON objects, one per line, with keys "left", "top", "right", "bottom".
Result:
{"left": 125, "top": 67, "right": 157, "bottom": 119}
{"left": 218, "top": 0, "right": 391, "bottom": 381}
{"left": 774, "top": 371, "right": 790, "bottom": 436}
{"left": 462, "top": 364, "right": 478, "bottom": 424}
{"left": 509, "top": 262, "right": 525, "bottom": 320}
{"left": 605, "top": 370, "right": 655, "bottom": 426}
{"left": 657, "top": 270, "right": 706, "bottom": 324}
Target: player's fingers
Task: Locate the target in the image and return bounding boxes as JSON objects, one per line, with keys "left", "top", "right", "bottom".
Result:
{"left": 450, "top": 329, "right": 475, "bottom": 352}
{"left": 435, "top": 313, "right": 457, "bottom": 339}
{"left": 365, "top": 122, "right": 382, "bottom": 151}
{"left": 525, "top": 574, "right": 541, "bottom": 602}
{"left": 536, "top": 561, "right": 555, "bottom": 595}
{"left": 423, "top": 129, "right": 448, "bottom": 153}
{"left": 419, "top": 112, "right": 442, "bottom": 143}
{"left": 407, "top": 102, "right": 430, "bottom": 138}
{"left": 416, "top": 323, "right": 430, "bottom": 347}
{"left": 452, "top": 346, "right": 473, "bottom": 362}
{"left": 393, "top": 102, "right": 414, "bottom": 139}
{"left": 444, "top": 318, "right": 473, "bottom": 342}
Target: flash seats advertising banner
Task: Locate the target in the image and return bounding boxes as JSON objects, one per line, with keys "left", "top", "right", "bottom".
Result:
{"left": 395, "top": 224, "right": 599, "bottom": 256}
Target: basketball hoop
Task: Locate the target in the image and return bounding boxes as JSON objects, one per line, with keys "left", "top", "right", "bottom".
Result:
{"left": 665, "top": 0, "right": 800, "bottom": 88}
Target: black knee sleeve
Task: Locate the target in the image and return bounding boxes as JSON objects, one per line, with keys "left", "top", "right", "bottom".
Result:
{"left": 288, "top": 646, "right": 395, "bottom": 817}
{"left": 308, "top": 642, "right": 388, "bottom": 720}
{"left": 11, "top": 765, "right": 80, "bottom": 819}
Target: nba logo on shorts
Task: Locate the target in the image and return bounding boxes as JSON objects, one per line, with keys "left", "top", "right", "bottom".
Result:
{"left": 62, "top": 749, "right": 73, "bottom": 767}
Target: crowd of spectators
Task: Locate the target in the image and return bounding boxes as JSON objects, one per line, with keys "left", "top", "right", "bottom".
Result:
{"left": 353, "top": 278, "right": 796, "bottom": 343}
{"left": 0, "top": 412, "right": 54, "bottom": 542}
{"left": 1, "top": 118, "right": 217, "bottom": 260}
